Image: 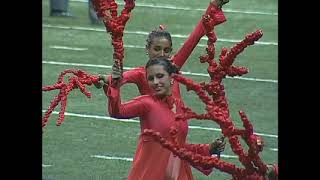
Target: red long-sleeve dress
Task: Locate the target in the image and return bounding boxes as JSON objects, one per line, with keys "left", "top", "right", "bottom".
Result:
{"left": 107, "top": 85, "right": 213, "bottom": 180}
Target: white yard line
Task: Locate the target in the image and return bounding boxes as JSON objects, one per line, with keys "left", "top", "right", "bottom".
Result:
{"left": 91, "top": 155, "right": 133, "bottom": 161}
{"left": 42, "top": 60, "right": 278, "bottom": 83}
{"left": 69, "top": 0, "right": 277, "bottom": 16}
{"left": 123, "top": 44, "right": 145, "bottom": 49}
{"left": 91, "top": 154, "right": 239, "bottom": 161}
{"left": 269, "top": 148, "right": 278, "bottom": 152}
{"left": 42, "top": 110, "right": 278, "bottom": 140}
{"left": 43, "top": 24, "right": 278, "bottom": 46}
{"left": 49, "top": 45, "right": 88, "bottom": 51}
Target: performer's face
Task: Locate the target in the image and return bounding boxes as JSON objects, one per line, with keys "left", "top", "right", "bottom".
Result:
{"left": 146, "top": 37, "right": 172, "bottom": 59}
{"left": 146, "top": 64, "right": 172, "bottom": 97}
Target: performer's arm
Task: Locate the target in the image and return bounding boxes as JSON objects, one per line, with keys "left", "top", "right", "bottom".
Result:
{"left": 107, "top": 81, "right": 148, "bottom": 119}
{"left": 97, "top": 67, "right": 145, "bottom": 90}
{"left": 184, "top": 136, "right": 225, "bottom": 155}
{"left": 172, "top": 0, "right": 227, "bottom": 69}
{"left": 120, "top": 67, "right": 145, "bottom": 85}
{"left": 183, "top": 136, "right": 226, "bottom": 175}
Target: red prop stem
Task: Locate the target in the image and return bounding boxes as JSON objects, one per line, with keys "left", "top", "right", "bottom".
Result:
{"left": 91, "top": 0, "right": 135, "bottom": 70}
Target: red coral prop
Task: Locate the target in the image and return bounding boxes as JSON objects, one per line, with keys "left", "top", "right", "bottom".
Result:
{"left": 42, "top": 69, "right": 99, "bottom": 128}
{"left": 43, "top": 0, "right": 136, "bottom": 128}
{"left": 91, "top": 0, "right": 135, "bottom": 70}
{"left": 143, "top": 29, "right": 272, "bottom": 179}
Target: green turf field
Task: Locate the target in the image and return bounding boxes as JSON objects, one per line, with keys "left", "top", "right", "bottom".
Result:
{"left": 42, "top": 0, "right": 278, "bottom": 179}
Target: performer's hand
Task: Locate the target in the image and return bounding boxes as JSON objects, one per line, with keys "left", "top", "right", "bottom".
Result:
{"left": 209, "top": 136, "right": 226, "bottom": 155}
{"left": 111, "top": 63, "right": 122, "bottom": 80}
{"left": 99, "top": 74, "right": 109, "bottom": 84}
{"left": 93, "top": 74, "right": 109, "bottom": 89}
{"left": 211, "top": 0, "right": 229, "bottom": 8}
{"left": 264, "top": 164, "right": 277, "bottom": 180}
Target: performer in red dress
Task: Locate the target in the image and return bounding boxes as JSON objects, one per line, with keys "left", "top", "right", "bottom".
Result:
{"left": 107, "top": 57, "right": 225, "bottom": 180}
{"left": 102, "top": 2, "right": 229, "bottom": 178}
{"left": 96, "top": 0, "right": 229, "bottom": 101}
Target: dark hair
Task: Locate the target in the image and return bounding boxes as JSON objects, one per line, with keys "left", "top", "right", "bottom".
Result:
{"left": 145, "top": 57, "right": 179, "bottom": 75}
{"left": 146, "top": 26, "right": 172, "bottom": 49}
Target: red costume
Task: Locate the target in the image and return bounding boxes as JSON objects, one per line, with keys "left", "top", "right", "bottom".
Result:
{"left": 107, "top": 85, "right": 214, "bottom": 180}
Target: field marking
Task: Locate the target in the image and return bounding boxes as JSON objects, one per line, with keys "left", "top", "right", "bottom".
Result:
{"left": 43, "top": 24, "right": 278, "bottom": 46}
{"left": 70, "top": 0, "right": 277, "bottom": 16}
{"left": 42, "top": 110, "right": 278, "bottom": 139}
{"left": 42, "top": 60, "right": 278, "bottom": 83}
{"left": 49, "top": 42, "right": 275, "bottom": 53}
{"left": 269, "top": 148, "right": 278, "bottom": 152}
{"left": 42, "top": 164, "right": 52, "bottom": 167}
{"left": 49, "top": 45, "right": 88, "bottom": 51}
{"left": 124, "top": 44, "right": 145, "bottom": 49}
{"left": 91, "top": 155, "right": 133, "bottom": 162}
{"left": 91, "top": 154, "right": 238, "bottom": 161}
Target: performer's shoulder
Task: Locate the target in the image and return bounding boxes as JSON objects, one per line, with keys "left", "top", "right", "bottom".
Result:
{"left": 132, "top": 94, "right": 154, "bottom": 103}
{"left": 130, "top": 95, "right": 154, "bottom": 109}
{"left": 123, "top": 66, "right": 146, "bottom": 76}
{"left": 133, "top": 94, "right": 152, "bottom": 100}
{"left": 131, "top": 66, "right": 145, "bottom": 71}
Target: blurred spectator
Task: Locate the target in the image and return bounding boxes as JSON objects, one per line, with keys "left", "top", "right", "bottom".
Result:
{"left": 50, "top": 0, "right": 101, "bottom": 24}
{"left": 88, "top": 0, "right": 101, "bottom": 24}
{"left": 50, "top": 0, "right": 73, "bottom": 17}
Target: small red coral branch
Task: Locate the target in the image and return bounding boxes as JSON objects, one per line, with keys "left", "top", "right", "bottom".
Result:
{"left": 42, "top": 69, "right": 99, "bottom": 128}
{"left": 43, "top": 0, "right": 136, "bottom": 129}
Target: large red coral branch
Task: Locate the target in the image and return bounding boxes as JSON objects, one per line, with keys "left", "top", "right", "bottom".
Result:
{"left": 144, "top": 29, "right": 270, "bottom": 179}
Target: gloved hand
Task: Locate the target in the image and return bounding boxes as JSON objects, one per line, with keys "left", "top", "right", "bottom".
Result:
{"left": 111, "top": 63, "right": 122, "bottom": 80}
{"left": 265, "top": 164, "right": 278, "bottom": 180}
{"left": 211, "top": 0, "right": 230, "bottom": 8}
{"left": 209, "top": 136, "right": 226, "bottom": 155}
{"left": 93, "top": 74, "right": 109, "bottom": 89}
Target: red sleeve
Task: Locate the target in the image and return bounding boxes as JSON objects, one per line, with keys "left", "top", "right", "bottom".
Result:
{"left": 107, "top": 84, "right": 148, "bottom": 119}
{"left": 100, "top": 67, "right": 144, "bottom": 90}
{"left": 205, "top": 3, "right": 227, "bottom": 27}
{"left": 172, "top": 3, "right": 226, "bottom": 69}
{"left": 183, "top": 143, "right": 214, "bottom": 175}
{"left": 171, "top": 20, "right": 204, "bottom": 69}
{"left": 120, "top": 67, "right": 145, "bottom": 85}
{"left": 102, "top": 67, "right": 146, "bottom": 96}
